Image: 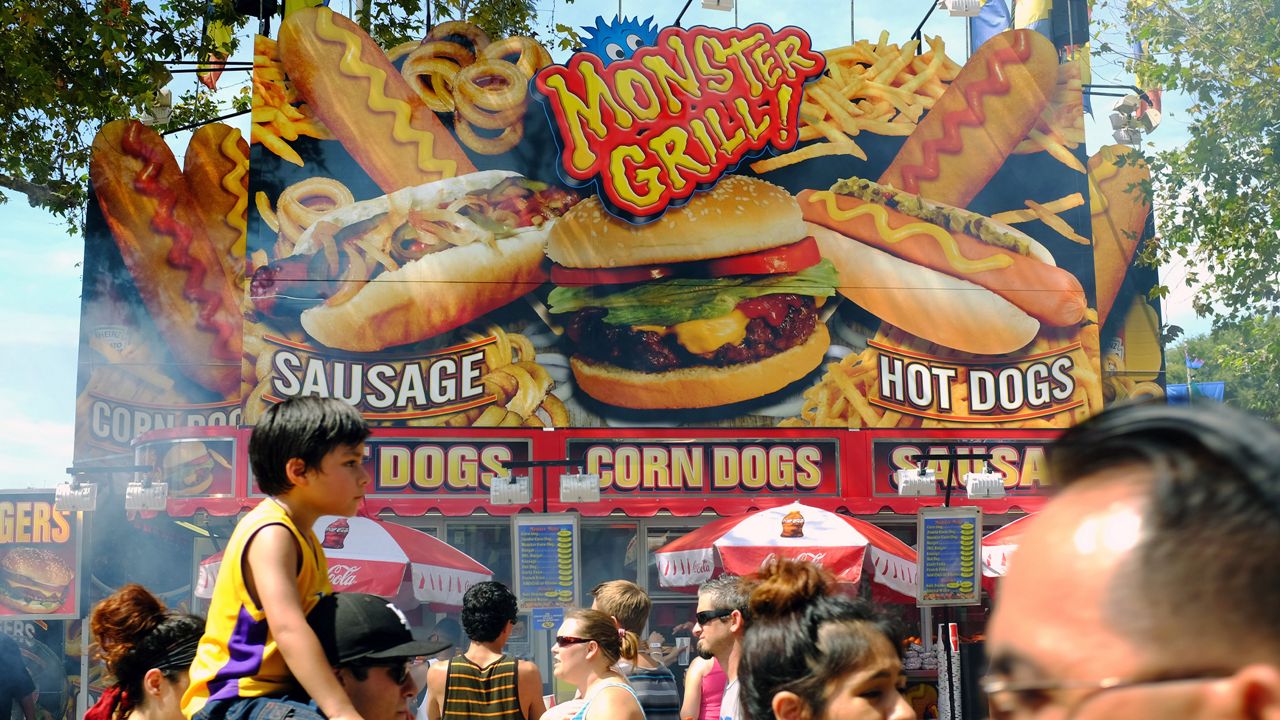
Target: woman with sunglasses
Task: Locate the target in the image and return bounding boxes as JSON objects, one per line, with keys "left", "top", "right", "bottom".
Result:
{"left": 548, "top": 609, "right": 645, "bottom": 720}
{"left": 739, "top": 560, "right": 914, "bottom": 720}
{"left": 84, "top": 584, "right": 204, "bottom": 720}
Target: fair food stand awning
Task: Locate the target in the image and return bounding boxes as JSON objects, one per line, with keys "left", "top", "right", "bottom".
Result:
{"left": 197, "top": 515, "right": 492, "bottom": 610}
{"left": 653, "top": 501, "right": 918, "bottom": 602}
{"left": 981, "top": 513, "right": 1036, "bottom": 593}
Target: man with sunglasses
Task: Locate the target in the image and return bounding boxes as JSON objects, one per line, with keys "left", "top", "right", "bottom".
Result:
{"left": 986, "top": 402, "right": 1280, "bottom": 719}
{"left": 692, "top": 575, "right": 751, "bottom": 720}
{"left": 308, "top": 593, "right": 452, "bottom": 720}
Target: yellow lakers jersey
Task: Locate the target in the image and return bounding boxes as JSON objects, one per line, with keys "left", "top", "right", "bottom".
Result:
{"left": 182, "top": 499, "right": 331, "bottom": 717}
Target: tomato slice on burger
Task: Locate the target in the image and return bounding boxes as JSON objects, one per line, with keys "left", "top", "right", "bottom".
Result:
{"left": 704, "top": 236, "right": 822, "bottom": 277}
{"left": 550, "top": 263, "right": 678, "bottom": 286}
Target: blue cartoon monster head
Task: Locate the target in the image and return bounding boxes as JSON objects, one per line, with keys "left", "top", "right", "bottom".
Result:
{"left": 578, "top": 16, "right": 659, "bottom": 64}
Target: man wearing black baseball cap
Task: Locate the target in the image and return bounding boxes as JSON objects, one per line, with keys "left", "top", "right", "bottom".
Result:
{"left": 309, "top": 593, "right": 452, "bottom": 720}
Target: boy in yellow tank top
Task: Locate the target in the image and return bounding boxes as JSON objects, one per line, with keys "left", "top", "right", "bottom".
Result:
{"left": 183, "top": 396, "right": 372, "bottom": 720}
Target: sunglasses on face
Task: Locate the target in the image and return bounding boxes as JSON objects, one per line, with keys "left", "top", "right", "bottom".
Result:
{"left": 555, "top": 636, "right": 594, "bottom": 647}
{"left": 695, "top": 608, "right": 736, "bottom": 625}
{"left": 348, "top": 660, "right": 412, "bottom": 684}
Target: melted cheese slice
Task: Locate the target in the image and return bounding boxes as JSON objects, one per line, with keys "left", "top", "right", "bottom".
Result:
{"left": 634, "top": 310, "right": 751, "bottom": 355}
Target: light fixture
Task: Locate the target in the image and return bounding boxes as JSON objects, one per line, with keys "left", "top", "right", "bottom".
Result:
{"left": 701, "top": 0, "right": 735, "bottom": 10}
{"left": 936, "top": 0, "right": 982, "bottom": 17}
{"left": 559, "top": 471, "right": 601, "bottom": 503}
{"left": 1112, "top": 93, "right": 1141, "bottom": 115}
{"left": 125, "top": 475, "right": 169, "bottom": 511}
{"left": 964, "top": 463, "right": 1006, "bottom": 499}
{"left": 1113, "top": 127, "right": 1143, "bottom": 146}
{"left": 896, "top": 467, "right": 938, "bottom": 497}
{"left": 1134, "top": 107, "right": 1161, "bottom": 133}
{"left": 54, "top": 480, "right": 98, "bottom": 512}
{"left": 489, "top": 474, "right": 532, "bottom": 505}
{"left": 1109, "top": 110, "right": 1130, "bottom": 131}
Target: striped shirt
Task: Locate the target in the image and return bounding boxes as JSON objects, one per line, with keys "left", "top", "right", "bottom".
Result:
{"left": 627, "top": 663, "right": 679, "bottom": 720}
{"left": 441, "top": 655, "right": 524, "bottom": 720}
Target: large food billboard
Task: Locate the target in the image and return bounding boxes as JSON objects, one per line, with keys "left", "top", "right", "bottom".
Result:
{"left": 76, "top": 7, "right": 1159, "bottom": 464}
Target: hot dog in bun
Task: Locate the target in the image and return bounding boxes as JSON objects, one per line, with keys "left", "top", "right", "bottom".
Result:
{"left": 0, "top": 547, "right": 73, "bottom": 615}
{"left": 250, "top": 170, "right": 578, "bottom": 352}
{"left": 801, "top": 177, "right": 1087, "bottom": 355}
{"left": 546, "top": 175, "right": 836, "bottom": 409}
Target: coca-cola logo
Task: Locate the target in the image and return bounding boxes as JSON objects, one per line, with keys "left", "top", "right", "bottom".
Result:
{"left": 321, "top": 519, "right": 349, "bottom": 549}
{"left": 760, "top": 551, "right": 828, "bottom": 568}
{"left": 329, "top": 564, "right": 360, "bottom": 588}
{"left": 660, "top": 556, "right": 713, "bottom": 577}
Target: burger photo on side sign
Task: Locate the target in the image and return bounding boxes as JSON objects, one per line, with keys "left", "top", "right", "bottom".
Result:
{"left": 0, "top": 547, "right": 74, "bottom": 614}
{"left": 545, "top": 175, "right": 836, "bottom": 409}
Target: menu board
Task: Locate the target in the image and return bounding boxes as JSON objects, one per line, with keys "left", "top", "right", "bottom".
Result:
{"left": 917, "top": 507, "right": 982, "bottom": 606}
{"left": 512, "top": 514, "right": 578, "bottom": 611}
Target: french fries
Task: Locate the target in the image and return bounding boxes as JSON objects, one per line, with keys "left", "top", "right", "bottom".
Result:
{"left": 753, "top": 32, "right": 961, "bottom": 173}
{"left": 1013, "top": 60, "right": 1086, "bottom": 172}
{"left": 251, "top": 36, "right": 334, "bottom": 166}
{"left": 991, "top": 192, "right": 1091, "bottom": 245}
{"left": 781, "top": 323, "right": 1102, "bottom": 429}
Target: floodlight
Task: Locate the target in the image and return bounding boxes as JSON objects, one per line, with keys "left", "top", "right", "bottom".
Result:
{"left": 489, "top": 474, "right": 532, "bottom": 505}
{"left": 140, "top": 89, "right": 173, "bottom": 127}
{"left": 54, "top": 481, "right": 98, "bottom": 512}
{"left": 559, "top": 472, "right": 601, "bottom": 503}
{"left": 964, "top": 471, "right": 1006, "bottom": 499}
{"left": 125, "top": 477, "right": 169, "bottom": 511}
{"left": 1111, "top": 93, "right": 1141, "bottom": 115}
{"left": 1109, "top": 110, "right": 1130, "bottom": 131}
{"left": 702, "top": 0, "right": 735, "bottom": 9}
{"left": 1113, "top": 127, "right": 1143, "bottom": 146}
{"left": 896, "top": 467, "right": 938, "bottom": 497}
{"left": 938, "top": 0, "right": 982, "bottom": 16}
{"left": 1135, "top": 107, "right": 1161, "bottom": 133}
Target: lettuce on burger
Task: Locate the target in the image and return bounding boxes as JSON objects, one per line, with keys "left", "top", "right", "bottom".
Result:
{"left": 546, "top": 175, "right": 835, "bottom": 409}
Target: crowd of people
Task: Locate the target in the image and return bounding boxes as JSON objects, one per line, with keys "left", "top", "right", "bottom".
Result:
{"left": 7, "top": 396, "right": 1274, "bottom": 720}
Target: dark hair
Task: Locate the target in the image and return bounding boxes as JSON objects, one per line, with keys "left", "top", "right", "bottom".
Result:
{"left": 89, "top": 584, "right": 203, "bottom": 717}
{"left": 698, "top": 574, "right": 750, "bottom": 625}
{"left": 249, "top": 396, "right": 370, "bottom": 495}
{"left": 1049, "top": 401, "right": 1280, "bottom": 659}
{"left": 739, "top": 560, "right": 902, "bottom": 720}
{"left": 565, "top": 608, "right": 628, "bottom": 667}
{"left": 461, "top": 582, "right": 519, "bottom": 643}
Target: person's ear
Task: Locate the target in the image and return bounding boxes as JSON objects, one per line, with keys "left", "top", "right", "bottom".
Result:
{"left": 771, "top": 691, "right": 811, "bottom": 720}
{"left": 142, "top": 668, "right": 165, "bottom": 698}
{"left": 729, "top": 609, "right": 746, "bottom": 634}
{"left": 285, "top": 458, "right": 310, "bottom": 486}
{"left": 334, "top": 667, "right": 349, "bottom": 688}
{"left": 1212, "top": 664, "right": 1280, "bottom": 719}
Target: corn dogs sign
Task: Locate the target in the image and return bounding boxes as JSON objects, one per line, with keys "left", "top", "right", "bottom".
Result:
{"left": 534, "top": 25, "right": 825, "bottom": 220}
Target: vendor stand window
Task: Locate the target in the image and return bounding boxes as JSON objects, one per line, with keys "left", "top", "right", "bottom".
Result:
{"left": 578, "top": 520, "right": 639, "bottom": 605}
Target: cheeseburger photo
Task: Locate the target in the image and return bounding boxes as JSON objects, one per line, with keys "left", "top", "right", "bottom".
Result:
{"left": 801, "top": 177, "right": 1088, "bottom": 355}
{"left": 546, "top": 175, "right": 836, "bottom": 409}
{"left": 0, "top": 547, "right": 74, "bottom": 614}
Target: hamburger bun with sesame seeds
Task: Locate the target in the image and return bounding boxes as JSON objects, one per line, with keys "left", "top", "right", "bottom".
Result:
{"left": 545, "top": 175, "right": 836, "bottom": 409}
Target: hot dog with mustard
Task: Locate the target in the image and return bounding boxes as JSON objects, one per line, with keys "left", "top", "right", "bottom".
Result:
{"left": 802, "top": 177, "right": 1087, "bottom": 355}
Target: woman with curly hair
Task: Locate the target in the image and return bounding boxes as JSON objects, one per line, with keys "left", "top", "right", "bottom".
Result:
{"left": 739, "top": 560, "right": 913, "bottom": 720}
{"left": 85, "top": 584, "right": 203, "bottom": 720}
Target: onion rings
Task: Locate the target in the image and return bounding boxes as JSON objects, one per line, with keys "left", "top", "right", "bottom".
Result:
{"left": 456, "top": 59, "right": 528, "bottom": 112}
{"left": 454, "top": 115, "right": 524, "bottom": 154}
{"left": 426, "top": 21, "right": 490, "bottom": 56}
{"left": 401, "top": 41, "right": 472, "bottom": 112}
{"left": 481, "top": 37, "right": 553, "bottom": 79}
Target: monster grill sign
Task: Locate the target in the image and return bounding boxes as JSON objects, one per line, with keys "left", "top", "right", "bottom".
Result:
{"left": 534, "top": 24, "right": 825, "bottom": 220}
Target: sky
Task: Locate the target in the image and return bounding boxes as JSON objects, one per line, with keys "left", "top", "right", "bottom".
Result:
{"left": 0, "top": 0, "right": 1206, "bottom": 490}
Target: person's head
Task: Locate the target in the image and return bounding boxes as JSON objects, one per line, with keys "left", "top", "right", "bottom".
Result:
{"left": 307, "top": 593, "right": 451, "bottom": 720}
{"left": 552, "top": 608, "right": 626, "bottom": 686}
{"left": 693, "top": 574, "right": 750, "bottom": 661}
{"left": 590, "top": 580, "right": 648, "bottom": 661}
{"left": 460, "top": 581, "right": 519, "bottom": 644}
{"left": 988, "top": 401, "right": 1280, "bottom": 719}
{"left": 249, "top": 396, "right": 371, "bottom": 506}
{"left": 428, "top": 617, "right": 463, "bottom": 659}
{"left": 87, "top": 584, "right": 202, "bottom": 720}
{"left": 739, "top": 560, "right": 911, "bottom": 720}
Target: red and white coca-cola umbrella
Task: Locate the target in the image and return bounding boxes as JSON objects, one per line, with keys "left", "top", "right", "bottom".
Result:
{"left": 981, "top": 514, "right": 1036, "bottom": 592}
{"left": 197, "top": 515, "right": 492, "bottom": 610}
{"left": 654, "top": 502, "right": 918, "bottom": 602}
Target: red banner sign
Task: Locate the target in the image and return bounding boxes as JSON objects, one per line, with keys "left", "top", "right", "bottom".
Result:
{"left": 871, "top": 438, "right": 1054, "bottom": 496}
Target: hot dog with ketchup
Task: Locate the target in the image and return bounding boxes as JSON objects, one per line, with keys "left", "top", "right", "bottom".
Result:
{"left": 801, "top": 177, "right": 1087, "bottom": 355}
{"left": 183, "top": 123, "right": 249, "bottom": 288}
{"left": 89, "top": 120, "right": 243, "bottom": 396}
{"left": 879, "top": 29, "right": 1058, "bottom": 209}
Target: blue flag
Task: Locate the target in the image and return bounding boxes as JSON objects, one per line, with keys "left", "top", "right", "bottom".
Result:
{"left": 969, "top": 0, "right": 1013, "bottom": 52}
{"left": 1186, "top": 356, "right": 1205, "bottom": 369}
